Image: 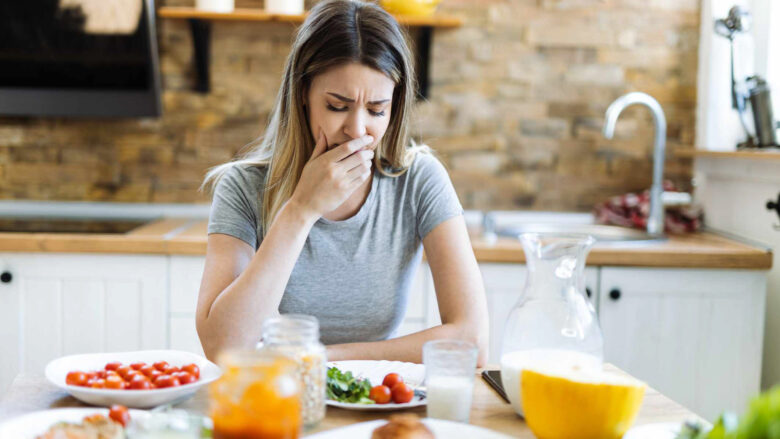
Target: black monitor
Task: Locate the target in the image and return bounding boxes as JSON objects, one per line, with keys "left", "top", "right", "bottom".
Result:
{"left": 0, "top": 0, "right": 162, "bottom": 118}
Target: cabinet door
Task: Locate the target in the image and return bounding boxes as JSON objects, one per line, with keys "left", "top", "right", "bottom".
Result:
{"left": 0, "top": 253, "right": 168, "bottom": 395}
{"left": 168, "top": 256, "right": 206, "bottom": 355}
{"left": 599, "top": 267, "right": 766, "bottom": 420}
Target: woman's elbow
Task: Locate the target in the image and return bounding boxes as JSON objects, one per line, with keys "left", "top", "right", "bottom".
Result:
{"left": 453, "top": 316, "right": 490, "bottom": 368}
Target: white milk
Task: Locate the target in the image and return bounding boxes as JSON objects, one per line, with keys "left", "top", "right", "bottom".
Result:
{"left": 426, "top": 376, "right": 474, "bottom": 423}
{"left": 500, "top": 349, "right": 602, "bottom": 416}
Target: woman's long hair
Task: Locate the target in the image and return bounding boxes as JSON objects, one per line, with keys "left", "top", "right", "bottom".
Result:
{"left": 203, "top": 0, "right": 426, "bottom": 235}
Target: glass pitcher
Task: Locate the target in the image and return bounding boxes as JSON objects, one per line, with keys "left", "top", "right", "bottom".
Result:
{"left": 500, "top": 233, "right": 604, "bottom": 417}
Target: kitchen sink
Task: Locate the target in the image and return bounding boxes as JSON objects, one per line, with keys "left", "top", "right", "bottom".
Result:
{"left": 0, "top": 217, "right": 151, "bottom": 234}
{"left": 494, "top": 223, "right": 665, "bottom": 243}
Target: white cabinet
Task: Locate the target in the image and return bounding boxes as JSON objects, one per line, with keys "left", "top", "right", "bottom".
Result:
{"left": 0, "top": 253, "right": 168, "bottom": 395}
{"left": 168, "top": 256, "right": 206, "bottom": 356}
{"left": 598, "top": 267, "right": 766, "bottom": 420}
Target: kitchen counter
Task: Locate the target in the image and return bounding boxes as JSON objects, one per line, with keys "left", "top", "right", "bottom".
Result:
{"left": 0, "top": 218, "right": 772, "bottom": 269}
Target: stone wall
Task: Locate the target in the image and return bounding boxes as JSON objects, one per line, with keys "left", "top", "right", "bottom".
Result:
{"left": 0, "top": 0, "right": 699, "bottom": 210}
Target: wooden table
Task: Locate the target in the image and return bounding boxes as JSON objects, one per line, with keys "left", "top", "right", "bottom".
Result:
{"left": 0, "top": 366, "right": 701, "bottom": 437}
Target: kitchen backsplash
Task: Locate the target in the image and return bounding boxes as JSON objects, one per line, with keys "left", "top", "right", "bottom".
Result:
{"left": 0, "top": 0, "right": 699, "bottom": 210}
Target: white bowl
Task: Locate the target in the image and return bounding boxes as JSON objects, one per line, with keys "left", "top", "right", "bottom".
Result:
{"left": 45, "top": 350, "right": 221, "bottom": 409}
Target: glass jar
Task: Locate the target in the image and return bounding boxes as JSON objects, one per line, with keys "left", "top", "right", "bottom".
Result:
{"left": 210, "top": 350, "right": 301, "bottom": 439}
{"left": 259, "top": 314, "right": 327, "bottom": 427}
{"left": 500, "top": 233, "right": 604, "bottom": 417}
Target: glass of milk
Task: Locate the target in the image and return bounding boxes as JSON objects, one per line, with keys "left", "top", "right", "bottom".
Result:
{"left": 423, "top": 339, "right": 478, "bottom": 423}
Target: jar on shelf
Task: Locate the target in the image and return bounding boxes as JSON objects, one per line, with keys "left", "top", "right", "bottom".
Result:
{"left": 259, "top": 314, "right": 327, "bottom": 427}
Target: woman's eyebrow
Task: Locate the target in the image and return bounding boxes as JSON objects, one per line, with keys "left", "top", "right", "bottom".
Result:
{"left": 326, "top": 92, "right": 390, "bottom": 105}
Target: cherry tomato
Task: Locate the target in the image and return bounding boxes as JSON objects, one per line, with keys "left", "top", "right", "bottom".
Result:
{"left": 95, "top": 370, "right": 107, "bottom": 379}
{"left": 175, "top": 371, "right": 197, "bottom": 385}
{"left": 116, "top": 365, "right": 132, "bottom": 379}
{"left": 140, "top": 365, "right": 156, "bottom": 377}
{"left": 130, "top": 362, "right": 146, "bottom": 370}
{"left": 369, "top": 385, "right": 392, "bottom": 404}
{"left": 154, "top": 374, "right": 180, "bottom": 388}
{"left": 128, "top": 375, "right": 153, "bottom": 390}
{"left": 106, "top": 370, "right": 121, "bottom": 380}
{"left": 181, "top": 364, "right": 200, "bottom": 379}
{"left": 89, "top": 378, "right": 106, "bottom": 389}
{"left": 105, "top": 375, "right": 125, "bottom": 390}
{"left": 124, "top": 370, "right": 142, "bottom": 382}
{"left": 148, "top": 370, "right": 162, "bottom": 381}
{"left": 382, "top": 373, "right": 403, "bottom": 389}
{"left": 163, "top": 365, "right": 180, "bottom": 375}
{"left": 66, "top": 371, "right": 88, "bottom": 387}
{"left": 391, "top": 383, "right": 414, "bottom": 404}
{"left": 153, "top": 361, "right": 169, "bottom": 372}
{"left": 104, "top": 362, "right": 122, "bottom": 371}
{"left": 84, "top": 371, "right": 98, "bottom": 381}
{"left": 108, "top": 405, "right": 131, "bottom": 427}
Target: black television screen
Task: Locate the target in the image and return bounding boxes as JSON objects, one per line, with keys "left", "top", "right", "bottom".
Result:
{"left": 0, "top": 0, "right": 162, "bottom": 118}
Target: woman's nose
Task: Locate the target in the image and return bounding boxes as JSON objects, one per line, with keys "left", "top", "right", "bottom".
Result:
{"left": 343, "top": 110, "right": 367, "bottom": 139}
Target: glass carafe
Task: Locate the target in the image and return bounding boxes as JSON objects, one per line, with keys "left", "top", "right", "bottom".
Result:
{"left": 500, "top": 233, "right": 604, "bottom": 417}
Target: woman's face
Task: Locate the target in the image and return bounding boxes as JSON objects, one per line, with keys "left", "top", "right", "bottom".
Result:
{"left": 306, "top": 62, "right": 395, "bottom": 152}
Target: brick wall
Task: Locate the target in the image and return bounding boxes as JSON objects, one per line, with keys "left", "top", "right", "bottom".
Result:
{"left": 0, "top": 0, "right": 698, "bottom": 210}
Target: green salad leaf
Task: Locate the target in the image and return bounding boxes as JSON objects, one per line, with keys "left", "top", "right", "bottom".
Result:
{"left": 326, "top": 366, "right": 374, "bottom": 404}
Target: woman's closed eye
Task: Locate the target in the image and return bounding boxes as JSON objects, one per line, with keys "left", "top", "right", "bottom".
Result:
{"left": 326, "top": 103, "right": 386, "bottom": 117}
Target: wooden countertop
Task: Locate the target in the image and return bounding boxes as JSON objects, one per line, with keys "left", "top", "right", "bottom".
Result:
{"left": 0, "top": 365, "right": 702, "bottom": 436}
{"left": 0, "top": 219, "right": 772, "bottom": 269}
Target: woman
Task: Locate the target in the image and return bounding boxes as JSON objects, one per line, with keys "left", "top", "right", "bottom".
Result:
{"left": 196, "top": 0, "right": 489, "bottom": 366}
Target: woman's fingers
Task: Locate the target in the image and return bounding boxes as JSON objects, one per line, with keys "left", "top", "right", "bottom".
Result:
{"left": 327, "top": 135, "right": 374, "bottom": 162}
{"left": 340, "top": 148, "right": 374, "bottom": 172}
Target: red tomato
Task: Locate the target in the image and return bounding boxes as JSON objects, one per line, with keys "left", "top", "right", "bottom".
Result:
{"left": 128, "top": 375, "right": 152, "bottom": 390}
{"left": 105, "top": 375, "right": 125, "bottom": 390}
{"left": 163, "top": 365, "right": 180, "bottom": 375}
{"left": 175, "top": 371, "right": 197, "bottom": 385}
{"left": 84, "top": 371, "right": 98, "bottom": 381}
{"left": 154, "top": 374, "right": 180, "bottom": 388}
{"left": 391, "top": 383, "right": 414, "bottom": 404}
{"left": 140, "top": 365, "right": 156, "bottom": 377}
{"left": 108, "top": 405, "right": 131, "bottom": 427}
{"left": 89, "top": 378, "right": 106, "bottom": 389}
{"left": 153, "top": 361, "right": 169, "bottom": 372}
{"left": 369, "top": 385, "right": 392, "bottom": 404}
{"left": 181, "top": 364, "right": 200, "bottom": 379}
{"left": 148, "top": 370, "right": 162, "bottom": 381}
{"left": 124, "top": 370, "right": 142, "bottom": 382}
{"left": 382, "top": 373, "right": 403, "bottom": 389}
{"left": 116, "top": 365, "right": 132, "bottom": 379}
{"left": 95, "top": 370, "right": 107, "bottom": 379}
{"left": 66, "top": 371, "right": 88, "bottom": 387}
{"left": 130, "top": 362, "right": 146, "bottom": 370}
{"left": 104, "top": 362, "right": 122, "bottom": 371}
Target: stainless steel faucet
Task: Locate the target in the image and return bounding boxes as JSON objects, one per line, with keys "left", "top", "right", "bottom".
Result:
{"left": 603, "top": 92, "right": 667, "bottom": 236}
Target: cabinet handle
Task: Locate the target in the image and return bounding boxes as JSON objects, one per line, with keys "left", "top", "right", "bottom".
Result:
{"left": 585, "top": 287, "right": 592, "bottom": 298}
{"left": 0, "top": 271, "right": 11, "bottom": 284}
{"left": 609, "top": 288, "right": 621, "bottom": 301}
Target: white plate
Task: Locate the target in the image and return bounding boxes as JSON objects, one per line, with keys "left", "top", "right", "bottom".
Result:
{"left": 45, "top": 350, "right": 222, "bottom": 409}
{"left": 623, "top": 422, "right": 681, "bottom": 439}
{"left": 0, "top": 407, "right": 150, "bottom": 438}
{"left": 306, "top": 418, "right": 514, "bottom": 438}
{"left": 326, "top": 360, "right": 426, "bottom": 411}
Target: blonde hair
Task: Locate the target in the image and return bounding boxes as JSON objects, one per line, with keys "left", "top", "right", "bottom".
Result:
{"left": 203, "top": 0, "right": 429, "bottom": 235}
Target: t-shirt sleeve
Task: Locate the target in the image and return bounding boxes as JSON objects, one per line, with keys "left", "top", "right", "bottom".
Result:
{"left": 207, "top": 165, "right": 262, "bottom": 249}
{"left": 412, "top": 153, "right": 465, "bottom": 240}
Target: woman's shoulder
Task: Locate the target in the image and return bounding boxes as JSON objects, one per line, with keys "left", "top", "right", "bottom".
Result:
{"left": 217, "top": 162, "right": 268, "bottom": 196}
{"left": 404, "top": 148, "right": 451, "bottom": 185}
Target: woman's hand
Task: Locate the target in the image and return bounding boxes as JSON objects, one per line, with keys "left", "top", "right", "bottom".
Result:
{"left": 290, "top": 130, "right": 375, "bottom": 219}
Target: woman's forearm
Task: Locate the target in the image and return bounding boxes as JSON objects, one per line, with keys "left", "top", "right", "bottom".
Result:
{"left": 327, "top": 319, "right": 489, "bottom": 367}
{"left": 199, "top": 200, "right": 318, "bottom": 359}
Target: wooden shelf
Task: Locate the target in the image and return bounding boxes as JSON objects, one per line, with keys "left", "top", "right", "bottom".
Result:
{"left": 157, "top": 6, "right": 463, "bottom": 27}
{"left": 156, "top": 6, "right": 462, "bottom": 96}
{"left": 675, "top": 148, "right": 780, "bottom": 160}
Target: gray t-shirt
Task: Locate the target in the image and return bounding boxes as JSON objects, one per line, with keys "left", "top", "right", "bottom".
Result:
{"left": 207, "top": 152, "right": 463, "bottom": 345}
